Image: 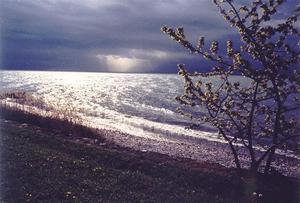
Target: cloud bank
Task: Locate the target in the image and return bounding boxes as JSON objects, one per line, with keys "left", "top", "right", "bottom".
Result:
{"left": 0, "top": 0, "right": 297, "bottom": 72}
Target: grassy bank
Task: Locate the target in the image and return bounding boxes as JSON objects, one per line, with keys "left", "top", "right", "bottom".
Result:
{"left": 0, "top": 118, "right": 299, "bottom": 202}
{"left": 0, "top": 101, "right": 104, "bottom": 143}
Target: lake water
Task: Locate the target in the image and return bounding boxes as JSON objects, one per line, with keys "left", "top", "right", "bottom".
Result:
{"left": 1, "top": 70, "right": 299, "bottom": 177}
{"left": 1, "top": 70, "right": 227, "bottom": 143}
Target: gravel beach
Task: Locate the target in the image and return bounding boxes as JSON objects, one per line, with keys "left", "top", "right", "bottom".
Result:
{"left": 3, "top": 119, "right": 300, "bottom": 178}
{"left": 96, "top": 128, "right": 300, "bottom": 178}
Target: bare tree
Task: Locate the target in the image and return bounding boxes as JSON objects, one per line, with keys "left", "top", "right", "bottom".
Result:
{"left": 161, "top": 0, "right": 300, "bottom": 173}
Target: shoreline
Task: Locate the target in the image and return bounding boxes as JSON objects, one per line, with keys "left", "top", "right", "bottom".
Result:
{"left": 2, "top": 118, "right": 299, "bottom": 202}
{"left": 0, "top": 104, "right": 299, "bottom": 177}
{"left": 94, "top": 126, "right": 300, "bottom": 178}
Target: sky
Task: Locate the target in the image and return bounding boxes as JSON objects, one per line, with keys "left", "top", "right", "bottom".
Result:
{"left": 0, "top": 0, "right": 298, "bottom": 73}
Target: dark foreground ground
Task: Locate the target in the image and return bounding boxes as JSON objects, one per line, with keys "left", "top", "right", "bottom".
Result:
{"left": 0, "top": 118, "right": 299, "bottom": 203}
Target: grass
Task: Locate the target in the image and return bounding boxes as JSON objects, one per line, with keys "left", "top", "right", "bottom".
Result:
{"left": 0, "top": 118, "right": 299, "bottom": 203}
{"left": 0, "top": 103, "right": 104, "bottom": 142}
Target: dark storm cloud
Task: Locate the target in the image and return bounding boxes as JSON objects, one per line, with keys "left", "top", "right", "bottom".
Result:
{"left": 0, "top": 0, "right": 298, "bottom": 72}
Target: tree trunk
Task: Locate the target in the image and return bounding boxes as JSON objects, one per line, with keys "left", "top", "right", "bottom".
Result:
{"left": 264, "top": 148, "right": 276, "bottom": 174}
{"left": 250, "top": 161, "right": 259, "bottom": 173}
{"left": 228, "top": 141, "right": 241, "bottom": 169}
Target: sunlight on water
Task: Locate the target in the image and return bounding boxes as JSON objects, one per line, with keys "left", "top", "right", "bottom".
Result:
{"left": 1, "top": 70, "right": 245, "bottom": 143}
{"left": 2, "top": 70, "right": 300, "bottom": 162}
